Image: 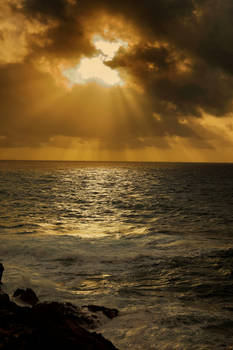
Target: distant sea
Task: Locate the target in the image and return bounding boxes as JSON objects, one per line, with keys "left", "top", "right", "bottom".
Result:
{"left": 0, "top": 160, "right": 233, "bottom": 349}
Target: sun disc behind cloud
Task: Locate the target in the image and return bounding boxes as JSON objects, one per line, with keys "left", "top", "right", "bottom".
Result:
{"left": 93, "top": 35, "right": 127, "bottom": 60}
{"left": 63, "top": 36, "right": 128, "bottom": 87}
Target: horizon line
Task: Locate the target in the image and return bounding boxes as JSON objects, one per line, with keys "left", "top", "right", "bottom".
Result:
{"left": 0, "top": 159, "right": 233, "bottom": 164}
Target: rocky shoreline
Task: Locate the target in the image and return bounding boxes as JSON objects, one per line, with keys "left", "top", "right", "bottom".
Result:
{"left": 0, "top": 263, "right": 119, "bottom": 349}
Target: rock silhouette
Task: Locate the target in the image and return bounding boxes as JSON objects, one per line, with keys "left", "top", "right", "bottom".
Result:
{"left": 0, "top": 262, "right": 4, "bottom": 284}
{"left": 0, "top": 294, "right": 119, "bottom": 349}
{"left": 0, "top": 265, "right": 119, "bottom": 350}
{"left": 86, "top": 305, "right": 119, "bottom": 319}
{"left": 13, "top": 288, "right": 39, "bottom": 306}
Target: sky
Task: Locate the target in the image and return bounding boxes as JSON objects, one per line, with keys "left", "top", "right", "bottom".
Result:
{"left": 1, "top": 0, "right": 233, "bottom": 162}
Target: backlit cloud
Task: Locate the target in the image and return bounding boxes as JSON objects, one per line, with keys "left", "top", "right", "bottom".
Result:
{"left": 1, "top": 0, "right": 233, "bottom": 161}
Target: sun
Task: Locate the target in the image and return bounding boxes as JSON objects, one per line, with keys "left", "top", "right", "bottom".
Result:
{"left": 63, "top": 36, "right": 128, "bottom": 87}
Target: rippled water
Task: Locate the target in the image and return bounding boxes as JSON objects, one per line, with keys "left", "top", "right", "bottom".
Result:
{"left": 0, "top": 160, "right": 233, "bottom": 349}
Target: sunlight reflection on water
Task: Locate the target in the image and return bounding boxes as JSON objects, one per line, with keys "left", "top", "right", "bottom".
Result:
{"left": 1, "top": 161, "right": 233, "bottom": 349}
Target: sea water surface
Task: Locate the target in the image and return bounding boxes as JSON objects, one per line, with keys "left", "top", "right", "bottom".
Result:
{"left": 0, "top": 160, "right": 233, "bottom": 349}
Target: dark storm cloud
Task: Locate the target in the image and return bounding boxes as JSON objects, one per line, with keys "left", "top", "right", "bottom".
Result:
{"left": 104, "top": 2, "right": 233, "bottom": 142}
{"left": 99, "top": 0, "right": 233, "bottom": 119}
{"left": 1, "top": 0, "right": 233, "bottom": 151}
{"left": 19, "top": 0, "right": 233, "bottom": 76}
{"left": 16, "top": 0, "right": 198, "bottom": 60}
{"left": 15, "top": 0, "right": 95, "bottom": 60}
{"left": 16, "top": 0, "right": 233, "bottom": 89}
{"left": 193, "top": 0, "right": 233, "bottom": 75}
{"left": 20, "top": 0, "right": 69, "bottom": 20}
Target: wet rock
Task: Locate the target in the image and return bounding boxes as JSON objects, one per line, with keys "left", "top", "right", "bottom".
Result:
{"left": 32, "top": 302, "right": 98, "bottom": 330}
{"left": 0, "top": 262, "right": 4, "bottom": 284}
{"left": 0, "top": 293, "right": 11, "bottom": 308}
{"left": 86, "top": 305, "right": 119, "bottom": 319}
{"left": 13, "top": 288, "right": 39, "bottom": 306}
{"left": 0, "top": 268, "right": 119, "bottom": 349}
{"left": 0, "top": 298, "right": 119, "bottom": 350}
{"left": 28, "top": 302, "right": 118, "bottom": 349}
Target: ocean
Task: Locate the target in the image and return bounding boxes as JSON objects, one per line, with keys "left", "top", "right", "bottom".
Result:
{"left": 0, "top": 160, "right": 233, "bottom": 349}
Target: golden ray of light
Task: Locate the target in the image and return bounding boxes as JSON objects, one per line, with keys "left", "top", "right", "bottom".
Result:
{"left": 63, "top": 36, "right": 128, "bottom": 87}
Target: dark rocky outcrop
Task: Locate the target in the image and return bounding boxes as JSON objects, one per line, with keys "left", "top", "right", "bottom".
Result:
{"left": 13, "top": 288, "right": 39, "bottom": 306}
{"left": 0, "top": 262, "right": 4, "bottom": 284}
{"left": 0, "top": 292, "right": 13, "bottom": 309}
{"left": 0, "top": 264, "right": 119, "bottom": 350}
{"left": 86, "top": 305, "right": 119, "bottom": 319}
{"left": 0, "top": 294, "right": 119, "bottom": 350}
